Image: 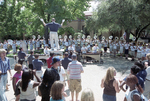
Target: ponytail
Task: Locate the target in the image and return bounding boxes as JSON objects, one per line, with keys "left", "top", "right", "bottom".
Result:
{"left": 136, "top": 83, "right": 143, "bottom": 93}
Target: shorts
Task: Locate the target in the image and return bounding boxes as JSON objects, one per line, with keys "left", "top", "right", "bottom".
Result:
{"left": 120, "top": 48, "right": 123, "bottom": 54}
{"left": 65, "top": 69, "right": 69, "bottom": 80}
{"left": 125, "top": 49, "right": 128, "bottom": 54}
{"left": 109, "top": 46, "right": 113, "bottom": 52}
{"left": 104, "top": 47, "right": 107, "bottom": 52}
{"left": 69, "top": 79, "right": 82, "bottom": 93}
{"left": 117, "top": 46, "right": 120, "bottom": 51}
{"left": 131, "top": 51, "right": 135, "bottom": 57}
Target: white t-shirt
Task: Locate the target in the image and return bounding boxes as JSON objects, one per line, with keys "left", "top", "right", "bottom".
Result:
{"left": 125, "top": 89, "right": 140, "bottom": 101}
{"left": 81, "top": 47, "right": 87, "bottom": 53}
{"left": 3, "top": 43, "right": 8, "bottom": 49}
{"left": 68, "top": 46, "right": 75, "bottom": 51}
{"left": 59, "top": 66, "right": 66, "bottom": 82}
{"left": 120, "top": 43, "right": 124, "bottom": 49}
{"left": 137, "top": 46, "right": 143, "bottom": 52}
{"left": 130, "top": 46, "right": 135, "bottom": 51}
{"left": 104, "top": 42, "right": 108, "bottom": 47}
{"left": 146, "top": 66, "right": 150, "bottom": 80}
{"left": 113, "top": 44, "right": 117, "bottom": 49}
{"left": 65, "top": 42, "right": 69, "bottom": 46}
{"left": 12, "top": 43, "right": 16, "bottom": 49}
{"left": 98, "top": 42, "right": 102, "bottom": 48}
{"left": 125, "top": 44, "right": 129, "bottom": 49}
{"left": 19, "top": 80, "right": 36, "bottom": 100}
{"left": 92, "top": 46, "right": 99, "bottom": 52}
{"left": 44, "top": 48, "right": 49, "bottom": 55}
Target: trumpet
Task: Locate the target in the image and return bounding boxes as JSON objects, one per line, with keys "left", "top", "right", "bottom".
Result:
{"left": 87, "top": 35, "right": 91, "bottom": 39}
{"left": 77, "top": 35, "right": 81, "bottom": 39}
{"left": 115, "top": 36, "right": 118, "bottom": 40}
{"left": 132, "top": 36, "right": 136, "bottom": 41}
{"left": 120, "top": 37, "right": 124, "bottom": 40}
{"left": 38, "top": 35, "right": 41, "bottom": 39}
{"left": 64, "top": 35, "right": 67, "bottom": 39}
{"left": 82, "top": 35, "right": 85, "bottom": 39}
{"left": 109, "top": 36, "right": 113, "bottom": 40}
{"left": 94, "top": 35, "right": 97, "bottom": 39}
{"left": 32, "top": 35, "right": 36, "bottom": 40}
{"left": 102, "top": 36, "right": 105, "bottom": 40}
{"left": 69, "top": 35, "right": 72, "bottom": 39}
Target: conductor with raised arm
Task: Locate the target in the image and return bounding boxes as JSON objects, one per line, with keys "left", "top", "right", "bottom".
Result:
{"left": 41, "top": 18, "right": 65, "bottom": 50}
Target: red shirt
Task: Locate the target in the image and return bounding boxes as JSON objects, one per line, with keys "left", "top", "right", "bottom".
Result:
{"left": 47, "top": 57, "right": 53, "bottom": 68}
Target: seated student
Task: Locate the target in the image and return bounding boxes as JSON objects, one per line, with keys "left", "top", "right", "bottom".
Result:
{"left": 92, "top": 44, "right": 99, "bottom": 53}
{"left": 81, "top": 88, "right": 95, "bottom": 101}
{"left": 68, "top": 44, "right": 75, "bottom": 53}
{"left": 81, "top": 44, "right": 87, "bottom": 54}
{"left": 44, "top": 45, "right": 50, "bottom": 55}
{"left": 86, "top": 43, "right": 91, "bottom": 53}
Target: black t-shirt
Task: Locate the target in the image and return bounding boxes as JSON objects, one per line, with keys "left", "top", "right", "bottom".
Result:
{"left": 39, "top": 68, "right": 60, "bottom": 101}
{"left": 46, "top": 22, "right": 61, "bottom": 32}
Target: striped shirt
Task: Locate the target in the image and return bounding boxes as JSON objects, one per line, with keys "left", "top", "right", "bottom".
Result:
{"left": 67, "top": 60, "right": 83, "bottom": 79}
{"left": 0, "top": 57, "right": 11, "bottom": 73}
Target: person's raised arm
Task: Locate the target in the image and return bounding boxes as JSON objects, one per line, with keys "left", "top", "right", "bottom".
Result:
{"left": 40, "top": 19, "right": 46, "bottom": 26}
{"left": 61, "top": 19, "right": 65, "bottom": 26}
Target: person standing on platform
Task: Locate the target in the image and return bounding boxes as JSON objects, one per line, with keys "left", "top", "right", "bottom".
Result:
{"left": 27, "top": 51, "right": 35, "bottom": 80}
{"left": 67, "top": 54, "right": 84, "bottom": 101}
{"left": 61, "top": 52, "right": 72, "bottom": 86}
{"left": 0, "top": 49, "right": 12, "bottom": 101}
{"left": 47, "top": 52, "right": 54, "bottom": 68}
{"left": 41, "top": 18, "right": 65, "bottom": 50}
{"left": 17, "top": 47, "right": 26, "bottom": 64}
{"left": 32, "top": 54, "right": 44, "bottom": 81}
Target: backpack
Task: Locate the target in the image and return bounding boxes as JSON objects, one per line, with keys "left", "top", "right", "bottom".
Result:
{"left": 131, "top": 90, "right": 148, "bottom": 101}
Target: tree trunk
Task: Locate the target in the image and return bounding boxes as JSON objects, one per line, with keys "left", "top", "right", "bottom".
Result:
{"left": 126, "top": 29, "right": 130, "bottom": 42}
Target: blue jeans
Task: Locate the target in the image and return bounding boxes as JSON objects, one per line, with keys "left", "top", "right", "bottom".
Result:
{"left": 103, "top": 94, "right": 116, "bottom": 101}
{"left": 20, "top": 99, "right": 35, "bottom": 101}
{"left": 0, "top": 74, "right": 8, "bottom": 101}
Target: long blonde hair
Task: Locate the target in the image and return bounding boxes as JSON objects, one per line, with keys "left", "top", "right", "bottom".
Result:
{"left": 0, "top": 49, "right": 7, "bottom": 56}
{"left": 104, "top": 67, "right": 116, "bottom": 85}
{"left": 81, "top": 88, "right": 94, "bottom": 101}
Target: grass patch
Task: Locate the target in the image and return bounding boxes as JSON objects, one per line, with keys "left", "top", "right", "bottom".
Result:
{"left": 7, "top": 53, "right": 16, "bottom": 57}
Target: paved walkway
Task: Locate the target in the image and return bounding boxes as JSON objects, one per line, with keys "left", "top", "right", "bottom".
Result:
{"left": 6, "top": 55, "right": 135, "bottom": 101}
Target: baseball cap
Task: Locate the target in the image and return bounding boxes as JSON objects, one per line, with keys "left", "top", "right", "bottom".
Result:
{"left": 51, "top": 58, "right": 60, "bottom": 65}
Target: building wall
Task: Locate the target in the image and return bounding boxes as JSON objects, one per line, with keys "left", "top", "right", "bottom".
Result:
{"left": 63, "top": 20, "right": 85, "bottom": 32}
